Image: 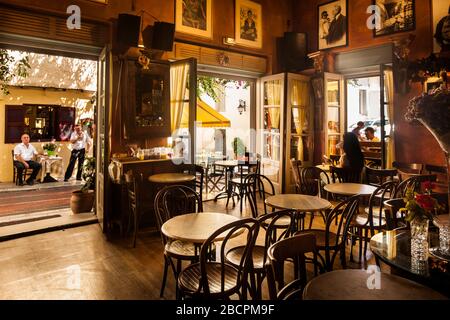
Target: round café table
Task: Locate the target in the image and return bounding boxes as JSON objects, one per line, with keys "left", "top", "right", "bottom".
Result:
{"left": 265, "top": 194, "right": 331, "bottom": 212}
{"left": 303, "top": 269, "right": 447, "bottom": 300}
{"left": 161, "top": 212, "right": 240, "bottom": 244}
{"left": 324, "top": 183, "right": 377, "bottom": 196}
{"left": 265, "top": 194, "right": 331, "bottom": 230}
{"left": 370, "top": 230, "right": 450, "bottom": 297}
{"left": 148, "top": 172, "right": 196, "bottom": 184}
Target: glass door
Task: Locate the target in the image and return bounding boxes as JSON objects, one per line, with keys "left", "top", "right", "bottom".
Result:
{"left": 324, "top": 73, "right": 344, "bottom": 158}
{"left": 285, "top": 73, "right": 312, "bottom": 193}
{"left": 96, "top": 46, "right": 112, "bottom": 231}
{"left": 260, "top": 74, "right": 284, "bottom": 193}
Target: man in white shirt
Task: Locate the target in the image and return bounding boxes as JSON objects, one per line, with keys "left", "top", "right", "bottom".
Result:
{"left": 64, "top": 124, "right": 91, "bottom": 182}
{"left": 13, "top": 133, "right": 42, "bottom": 186}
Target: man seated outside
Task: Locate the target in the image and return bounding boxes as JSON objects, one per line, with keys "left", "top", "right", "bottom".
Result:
{"left": 13, "top": 133, "right": 42, "bottom": 186}
{"left": 351, "top": 121, "right": 365, "bottom": 140}
{"left": 364, "top": 127, "right": 380, "bottom": 142}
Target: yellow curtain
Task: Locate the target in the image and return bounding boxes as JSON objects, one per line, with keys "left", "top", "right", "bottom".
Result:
{"left": 291, "top": 80, "right": 310, "bottom": 134}
{"left": 291, "top": 80, "right": 310, "bottom": 162}
{"left": 170, "top": 63, "right": 189, "bottom": 133}
{"left": 385, "top": 69, "right": 395, "bottom": 168}
{"left": 265, "top": 80, "right": 281, "bottom": 129}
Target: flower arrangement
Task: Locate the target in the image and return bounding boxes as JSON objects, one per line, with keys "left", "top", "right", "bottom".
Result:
{"left": 401, "top": 181, "right": 445, "bottom": 223}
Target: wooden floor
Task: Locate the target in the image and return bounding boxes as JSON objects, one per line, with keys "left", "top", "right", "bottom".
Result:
{"left": 0, "top": 196, "right": 380, "bottom": 300}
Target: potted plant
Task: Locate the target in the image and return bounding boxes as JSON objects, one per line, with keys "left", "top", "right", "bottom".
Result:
{"left": 231, "top": 137, "right": 245, "bottom": 159}
{"left": 70, "top": 157, "right": 95, "bottom": 214}
{"left": 43, "top": 141, "right": 58, "bottom": 156}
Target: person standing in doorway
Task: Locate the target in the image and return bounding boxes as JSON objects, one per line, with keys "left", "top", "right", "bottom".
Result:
{"left": 14, "top": 133, "right": 42, "bottom": 186}
{"left": 64, "top": 124, "right": 91, "bottom": 182}
{"left": 352, "top": 121, "right": 365, "bottom": 140}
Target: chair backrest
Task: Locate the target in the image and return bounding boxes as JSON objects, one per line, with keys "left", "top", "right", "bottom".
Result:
{"left": 329, "top": 154, "right": 341, "bottom": 166}
{"left": 290, "top": 158, "right": 302, "bottom": 193}
{"left": 197, "top": 218, "right": 259, "bottom": 297}
{"left": 256, "top": 209, "right": 298, "bottom": 269}
{"left": 365, "top": 166, "right": 398, "bottom": 187}
{"left": 299, "top": 166, "right": 330, "bottom": 197}
{"left": 329, "top": 166, "right": 362, "bottom": 183}
{"left": 208, "top": 156, "right": 227, "bottom": 174}
{"left": 394, "top": 174, "right": 437, "bottom": 198}
{"left": 235, "top": 156, "right": 259, "bottom": 183}
{"left": 392, "top": 161, "right": 423, "bottom": 181}
{"left": 366, "top": 181, "right": 398, "bottom": 232}
{"left": 324, "top": 195, "right": 360, "bottom": 270}
{"left": 245, "top": 173, "right": 276, "bottom": 218}
{"left": 383, "top": 198, "right": 406, "bottom": 230}
{"left": 266, "top": 233, "right": 321, "bottom": 300}
{"left": 124, "top": 170, "right": 143, "bottom": 247}
{"left": 154, "top": 184, "right": 203, "bottom": 244}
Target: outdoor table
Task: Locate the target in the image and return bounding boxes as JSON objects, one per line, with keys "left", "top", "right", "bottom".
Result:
{"left": 213, "top": 160, "right": 240, "bottom": 202}
{"left": 324, "top": 183, "right": 377, "bottom": 196}
{"left": 161, "top": 212, "right": 240, "bottom": 244}
{"left": 303, "top": 269, "right": 447, "bottom": 300}
{"left": 38, "top": 155, "right": 63, "bottom": 183}
{"left": 148, "top": 172, "right": 196, "bottom": 184}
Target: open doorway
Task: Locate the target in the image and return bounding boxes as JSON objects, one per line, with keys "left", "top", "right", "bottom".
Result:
{"left": 195, "top": 74, "right": 253, "bottom": 200}
{"left": 346, "top": 75, "right": 390, "bottom": 167}
{"left": 0, "top": 49, "right": 98, "bottom": 238}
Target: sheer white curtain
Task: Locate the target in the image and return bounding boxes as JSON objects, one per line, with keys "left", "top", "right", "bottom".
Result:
{"left": 385, "top": 69, "right": 395, "bottom": 168}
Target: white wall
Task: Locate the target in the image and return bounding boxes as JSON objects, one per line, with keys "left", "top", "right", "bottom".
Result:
{"left": 198, "top": 84, "right": 251, "bottom": 160}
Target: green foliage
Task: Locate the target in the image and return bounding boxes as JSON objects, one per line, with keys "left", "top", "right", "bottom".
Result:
{"left": 81, "top": 157, "right": 96, "bottom": 192}
{"left": 197, "top": 76, "right": 249, "bottom": 102}
{"left": 231, "top": 137, "right": 245, "bottom": 157}
{"left": 43, "top": 142, "right": 57, "bottom": 151}
{"left": 0, "top": 49, "right": 31, "bottom": 95}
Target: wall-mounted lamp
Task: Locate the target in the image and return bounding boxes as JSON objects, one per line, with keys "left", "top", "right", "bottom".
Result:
{"left": 237, "top": 99, "right": 247, "bottom": 115}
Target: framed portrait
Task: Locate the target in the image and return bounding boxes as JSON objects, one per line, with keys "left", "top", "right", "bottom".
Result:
{"left": 235, "top": 0, "right": 262, "bottom": 49}
{"left": 318, "top": 0, "right": 348, "bottom": 50}
{"left": 373, "top": 0, "right": 415, "bottom": 37}
{"left": 175, "top": 0, "right": 212, "bottom": 39}
{"left": 432, "top": 0, "right": 450, "bottom": 53}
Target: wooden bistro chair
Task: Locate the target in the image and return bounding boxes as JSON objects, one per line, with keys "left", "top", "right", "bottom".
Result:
{"left": 154, "top": 185, "right": 203, "bottom": 298}
{"left": 12, "top": 150, "right": 33, "bottom": 185}
{"left": 296, "top": 195, "right": 360, "bottom": 271}
{"left": 124, "top": 170, "right": 144, "bottom": 248}
{"left": 298, "top": 166, "right": 333, "bottom": 228}
{"left": 177, "top": 218, "right": 259, "bottom": 300}
{"left": 290, "top": 158, "right": 302, "bottom": 193}
{"left": 329, "top": 165, "right": 362, "bottom": 184}
{"left": 364, "top": 166, "right": 398, "bottom": 187}
{"left": 225, "top": 209, "right": 298, "bottom": 300}
{"left": 392, "top": 161, "right": 424, "bottom": 181}
{"left": 230, "top": 155, "right": 260, "bottom": 214}
{"left": 348, "top": 180, "right": 398, "bottom": 262}
{"left": 266, "top": 233, "right": 324, "bottom": 300}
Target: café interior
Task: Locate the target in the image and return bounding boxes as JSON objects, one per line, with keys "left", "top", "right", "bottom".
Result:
{"left": 0, "top": 0, "right": 449, "bottom": 301}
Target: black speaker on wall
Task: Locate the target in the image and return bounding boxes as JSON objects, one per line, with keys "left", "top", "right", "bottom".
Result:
{"left": 277, "top": 32, "right": 311, "bottom": 72}
{"left": 117, "top": 14, "right": 141, "bottom": 47}
{"left": 142, "top": 22, "right": 175, "bottom": 51}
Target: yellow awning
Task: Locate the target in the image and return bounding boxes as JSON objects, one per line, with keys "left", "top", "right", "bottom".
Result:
{"left": 180, "top": 99, "right": 231, "bottom": 128}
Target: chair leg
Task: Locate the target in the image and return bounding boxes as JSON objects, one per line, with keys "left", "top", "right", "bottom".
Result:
{"left": 308, "top": 212, "right": 314, "bottom": 229}
{"left": 358, "top": 229, "right": 363, "bottom": 263}
{"left": 363, "top": 229, "right": 369, "bottom": 261}
{"left": 160, "top": 256, "right": 170, "bottom": 298}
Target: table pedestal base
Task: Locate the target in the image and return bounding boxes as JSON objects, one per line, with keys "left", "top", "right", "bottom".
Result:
{"left": 42, "top": 174, "right": 58, "bottom": 183}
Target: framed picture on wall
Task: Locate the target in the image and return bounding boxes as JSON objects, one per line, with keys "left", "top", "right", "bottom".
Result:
{"left": 432, "top": 0, "right": 450, "bottom": 53}
{"left": 318, "top": 0, "right": 348, "bottom": 50}
{"left": 175, "top": 0, "right": 213, "bottom": 39}
{"left": 373, "top": 0, "right": 415, "bottom": 37}
{"left": 235, "top": 0, "right": 262, "bottom": 49}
